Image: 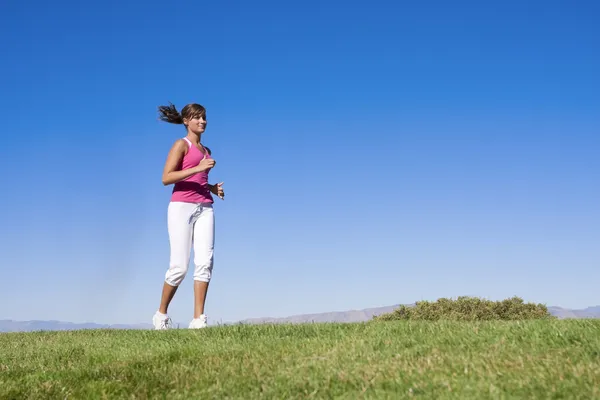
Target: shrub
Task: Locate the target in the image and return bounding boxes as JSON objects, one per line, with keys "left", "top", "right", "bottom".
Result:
{"left": 373, "top": 296, "right": 555, "bottom": 321}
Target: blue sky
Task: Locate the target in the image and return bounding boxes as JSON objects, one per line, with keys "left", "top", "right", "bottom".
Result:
{"left": 1, "top": 0, "right": 598, "bottom": 325}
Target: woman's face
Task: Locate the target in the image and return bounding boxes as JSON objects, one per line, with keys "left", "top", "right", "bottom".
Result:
{"left": 186, "top": 114, "right": 207, "bottom": 135}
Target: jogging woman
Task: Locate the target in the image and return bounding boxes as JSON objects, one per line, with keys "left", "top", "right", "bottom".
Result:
{"left": 152, "top": 102, "right": 224, "bottom": 330}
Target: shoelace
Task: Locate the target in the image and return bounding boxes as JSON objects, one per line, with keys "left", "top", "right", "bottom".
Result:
{"left": 188, "top": 204, "right": 206, "bottom": 225}
{"left": 160, "top": 317, "right": 172, "bottom": 329}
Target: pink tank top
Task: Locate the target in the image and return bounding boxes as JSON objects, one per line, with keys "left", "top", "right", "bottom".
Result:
{"left": 171, "top": 137, "right": 214, "bottom": 204}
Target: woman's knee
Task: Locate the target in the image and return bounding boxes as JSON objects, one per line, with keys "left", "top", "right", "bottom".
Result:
{"left": 165, "top": 263, "right": 188, "bottom": 286}
{"left": 193, "top": 255, "right": 213, "bottom": 282}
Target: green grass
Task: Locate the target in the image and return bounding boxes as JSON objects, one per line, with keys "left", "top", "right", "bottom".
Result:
{"left": 1, "top": 320, "right": 599, "bottom": 399}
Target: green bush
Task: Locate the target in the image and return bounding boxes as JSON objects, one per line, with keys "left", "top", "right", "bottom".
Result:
{"left": 374, "top": 296, "right": 555, "bottom": 321}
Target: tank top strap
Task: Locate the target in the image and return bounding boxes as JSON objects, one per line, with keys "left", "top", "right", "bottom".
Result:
{"left": 182, "top": 137, "right": 192, "bottom": 148}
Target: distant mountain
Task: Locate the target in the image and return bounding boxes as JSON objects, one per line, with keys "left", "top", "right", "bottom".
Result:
{"left": 0, "top": 320, "right": 153, "bottom": 333}
{"left": 2, "top": 304, "right": 599, "bottom": 333}
{"left": 547, "top": 306, "right": 600, "bottom": 319}
{"left": 239, "top": 304, "right": 405, "bottom": 325}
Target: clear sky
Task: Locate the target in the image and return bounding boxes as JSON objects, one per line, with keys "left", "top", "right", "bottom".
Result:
{"left": 1, "top": 0, "right": 598, "bottom": 325}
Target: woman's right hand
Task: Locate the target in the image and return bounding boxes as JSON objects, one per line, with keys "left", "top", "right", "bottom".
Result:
{"left": 196, "top": 157, "right": 216, "bottom": 172}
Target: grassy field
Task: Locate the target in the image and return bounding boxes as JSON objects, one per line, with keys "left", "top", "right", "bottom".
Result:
{"left": 1, "top": 319, "right": 599, "bottom": 399}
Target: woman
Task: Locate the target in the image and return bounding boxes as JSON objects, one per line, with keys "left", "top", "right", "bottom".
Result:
{"left": 152, "top": 102, "right": 224, "bottom": 330}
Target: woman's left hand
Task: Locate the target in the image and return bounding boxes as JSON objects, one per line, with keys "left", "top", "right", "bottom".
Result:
{"left": 211, "top": 182, "right": 225, "bottom": 200}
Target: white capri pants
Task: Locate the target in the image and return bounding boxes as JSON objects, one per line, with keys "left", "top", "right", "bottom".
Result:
{"left": 165, "top": 201, "right": 215, "bottom": 286}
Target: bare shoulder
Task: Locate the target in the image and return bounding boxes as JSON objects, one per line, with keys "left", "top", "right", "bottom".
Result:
{"left": 171, "top": 138, "right": 189, "bottom": 154}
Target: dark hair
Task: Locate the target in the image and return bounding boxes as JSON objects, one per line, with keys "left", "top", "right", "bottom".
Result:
{"left": 157, "top": 102, "right": 206, "bottom": 125}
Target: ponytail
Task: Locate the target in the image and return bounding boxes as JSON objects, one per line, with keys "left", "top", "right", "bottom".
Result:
{"left": 157, "top": 102, "right": 206, "bottom": 125}
{"left": 157, "top": 102, "right": 184, "bottom": 124}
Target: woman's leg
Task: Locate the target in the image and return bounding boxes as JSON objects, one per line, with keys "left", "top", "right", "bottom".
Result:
{"left": 154, "top": 202, "right": 194, "bottom": 329}
{"left": 193, "top": 281, "right": 209, "bottom": 318}
{"left": 191, "top": 205, "right": 215, "bottom": 321}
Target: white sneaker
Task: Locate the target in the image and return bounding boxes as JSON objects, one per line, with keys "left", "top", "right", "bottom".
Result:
{"left": 189, "top": 314, "right": 208, "bottom": 329}
{"left": 152, "top": 311, "right": 173, "bottom": 330}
